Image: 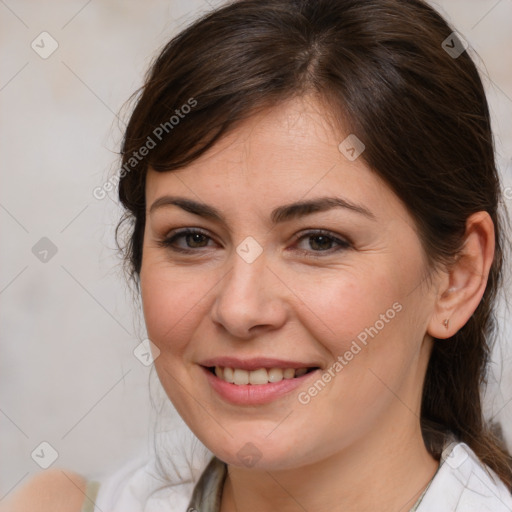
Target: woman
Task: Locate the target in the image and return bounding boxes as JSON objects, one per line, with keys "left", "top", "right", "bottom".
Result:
{"left": 6, "top": 0, "right": 512, "bottom": 510}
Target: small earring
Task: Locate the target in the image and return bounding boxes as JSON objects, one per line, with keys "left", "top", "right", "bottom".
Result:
{"left": 443, "top": 318, "right": 449, "bottom": 329}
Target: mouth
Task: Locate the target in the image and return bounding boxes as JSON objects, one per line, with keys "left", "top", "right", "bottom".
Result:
{"left": 204, "top": 365, "right": 320, "bottom": 385}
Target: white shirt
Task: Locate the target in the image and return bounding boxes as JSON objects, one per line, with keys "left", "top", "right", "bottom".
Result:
{"left": 92, "top": 436, "right": 512, "bottom": 511}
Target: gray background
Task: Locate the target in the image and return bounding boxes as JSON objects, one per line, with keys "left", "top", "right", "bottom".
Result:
{"left": 1, "top": 0, "right": 512, "bottom": 500}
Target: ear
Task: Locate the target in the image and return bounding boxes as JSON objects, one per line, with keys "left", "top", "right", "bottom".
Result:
{"left": 427, "top": 211, "right": 495, "bottom": 339}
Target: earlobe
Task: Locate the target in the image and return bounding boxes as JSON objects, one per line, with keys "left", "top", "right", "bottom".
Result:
{"left": 427, "top": 211, "right": 495, "bottom": 340}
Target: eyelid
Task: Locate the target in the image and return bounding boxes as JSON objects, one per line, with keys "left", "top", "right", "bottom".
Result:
{"left": 157, "top": 227, "right": 215, "bottom": 252}
{"left": 290, "top": 229, "right": 352, "bottom": 258}
{"left": 292, "top": 228, "right": 352, "bottom": 247}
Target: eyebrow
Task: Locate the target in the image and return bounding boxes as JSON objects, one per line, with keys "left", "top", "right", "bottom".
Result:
{"left": 148, "top": 195, "right": 376, "bottom": 224}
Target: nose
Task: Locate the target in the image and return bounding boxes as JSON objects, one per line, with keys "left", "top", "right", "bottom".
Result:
{"left": 210, "top": 248, "right": 288, "bottom": 339}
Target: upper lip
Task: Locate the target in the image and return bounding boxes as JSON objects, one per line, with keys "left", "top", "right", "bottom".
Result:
{"left": 199, "top": 357, "right": 320, "bottom": 371}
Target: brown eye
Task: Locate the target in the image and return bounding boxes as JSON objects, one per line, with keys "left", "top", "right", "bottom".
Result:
{"left": 157, "top": 229, "right": 214, "bottom": 253}
{"left": 293, "top": 230, "right": 351, "bottom": 257}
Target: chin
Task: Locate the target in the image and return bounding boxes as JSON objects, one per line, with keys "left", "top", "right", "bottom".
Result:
{"left": 200, "top": 433, "right": 311, "bottom": 471}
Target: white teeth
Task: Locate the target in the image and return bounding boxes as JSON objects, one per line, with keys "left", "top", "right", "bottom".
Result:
{"left": 249, "top": 368, "right": 269, "bottom": 385}
{"left": 233, "top": 368, "right": 249, "bottom": 385}
{"left": 213, "top": 366, "right": 313, "bottom": 385}
{"left": 267, "top": 368, "right": 284, "bottom": 383}
{"left": 283, "top": 368, "right": 295, "bottom": 379}
{"left": 223, "top": 367, "right": 234, "bottom": 383}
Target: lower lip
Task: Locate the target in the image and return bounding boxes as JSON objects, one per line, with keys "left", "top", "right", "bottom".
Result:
{"left": 201, "top": 366, "right": 320, "bottom": 405}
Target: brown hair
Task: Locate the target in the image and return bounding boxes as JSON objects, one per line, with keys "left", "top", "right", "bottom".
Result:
{"left": 116, "top": 0, "right": 512, "bottom": 488}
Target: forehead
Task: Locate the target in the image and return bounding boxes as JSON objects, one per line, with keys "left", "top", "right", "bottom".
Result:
{"left": 144, "top": 96, "right": 403, "bottom": 223}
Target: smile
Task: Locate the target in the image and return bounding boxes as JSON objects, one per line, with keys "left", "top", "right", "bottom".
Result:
{"left": 209, "top": 366, "right": 317, "bottom": 385}
{"left": 201, "top": 364, "right": 321, "bottom": 405}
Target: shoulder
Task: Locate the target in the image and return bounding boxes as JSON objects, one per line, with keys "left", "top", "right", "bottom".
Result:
{"left": 95, "top": 453, "right": 200, "bottom": 511}
{"left": 0, "top": 468, "right": 87, "bottom": 512}
{"left": 418, "top": 441, "right": 512, "bottom": 511}
{"left": 93, "top": 444, "right": 214, "bottom": 511}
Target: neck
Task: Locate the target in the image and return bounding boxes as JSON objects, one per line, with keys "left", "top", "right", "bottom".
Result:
{"left": 220, "top": 421, "right": 439, "bottom": 512}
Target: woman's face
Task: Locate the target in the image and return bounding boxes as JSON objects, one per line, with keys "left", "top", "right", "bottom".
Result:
{"left": 140, "top": 97, "right": 441, "bottom": 470}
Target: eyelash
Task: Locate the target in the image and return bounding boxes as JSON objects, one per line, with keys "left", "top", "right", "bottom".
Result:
{"left": 156, "top": 228, "right": 352, "bottom": 257}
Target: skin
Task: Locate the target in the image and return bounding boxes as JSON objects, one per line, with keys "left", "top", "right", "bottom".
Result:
{"left": 139, "top": 95, "right": 495, "bottom": 512}
{"left": 0, "top": 470, "right": 87, "bottom": 512}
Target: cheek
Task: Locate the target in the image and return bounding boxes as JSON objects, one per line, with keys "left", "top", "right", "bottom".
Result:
{"left": 140, "top": 260, "right": 208, "bottom": 355}
{"left": 289, "top": 265, "right": 403, "bottom": 352}
{"left": 290, "top": 261, "right": 425, "bottom": 408}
